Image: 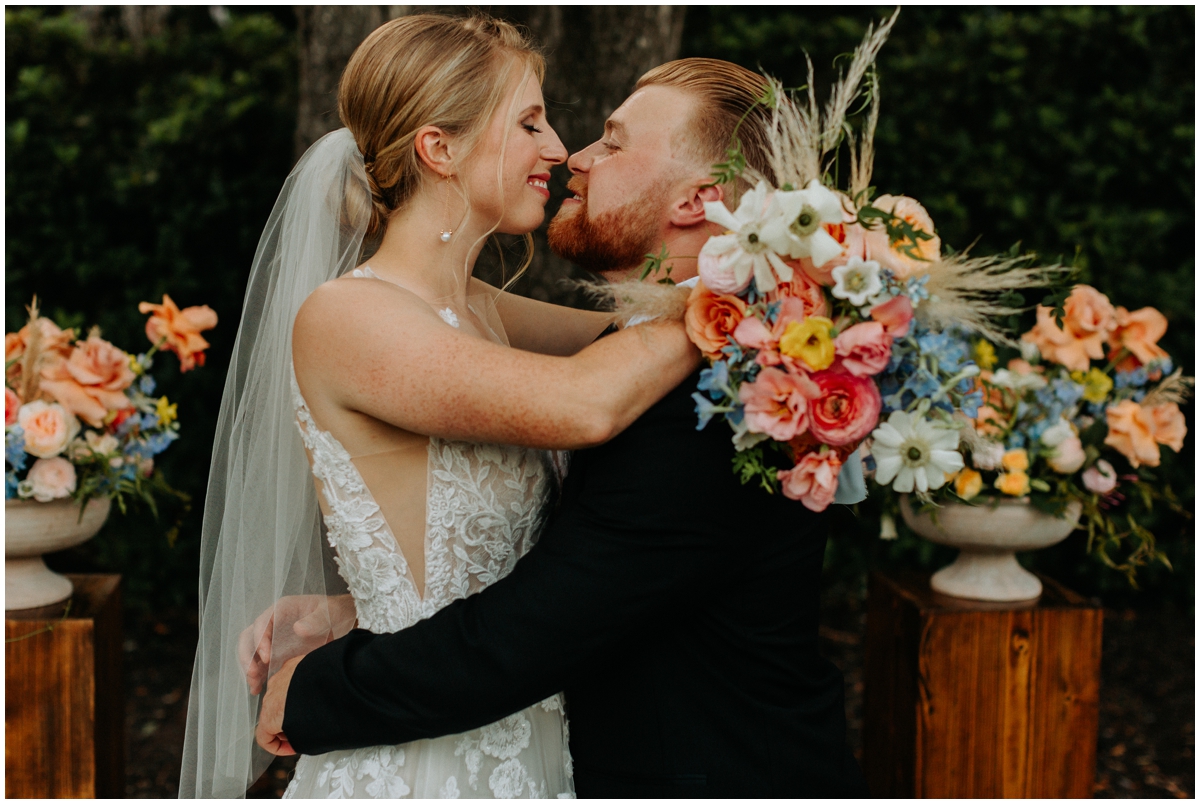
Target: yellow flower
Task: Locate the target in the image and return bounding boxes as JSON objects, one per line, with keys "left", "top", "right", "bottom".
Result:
{"left": 156, "top": 395, "right": 178, "bottom": 427}
{"left": 994, "top": 470, "right": 1031, "bottom": 497}
{"left": 972, "top": 340, "right": 998, "bottom": 371}
{"left": 954, "top": 468, "right": 983, "bottom": 500}
{"left": 1001, "top": 448, "right": 1029, "bottom": 472}
{"left": 1070, "top": 367, "right": 1113, "bottom": 405}
{"left": 780, "top": 316, "right": 836, "bottom": 371}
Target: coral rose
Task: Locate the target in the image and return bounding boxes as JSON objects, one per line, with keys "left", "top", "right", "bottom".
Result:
{"left": 139, "top": 294, "right": 218, "bottom": 372}
{"left": 774, "top": 268, "right": 829, "bottom": 318}
{"left": 1147, "top": 402, "right": 1186, "bottom": 453}
{"left": 778, "top": 449, "right": 843, "bottom": 512}
{"left": 1107, "top": 306, "right": 1169, "bottom": 367}
{"left": 24, "top": 457, "right": 78, "bottom": 502}
{"left": 869, "top": 294, "right": 913, "bottom": 338}
{"left": 1105, "top": 400, "right": 1159, "bottom": 468}
{"left": 5, "top": 387, "right": 20, "bottom": 426}
{"left": 834, "top": 321, "right": 892, "bottom": 377}
{"left": 39, "top": 334, "right": 136, "bottom": 427}
{"left": 739, "top": 366, "right": 815, "bottom": 441}
{"left": 861, "top": 195, "right": 941, "bottom": 279}
{"left": 685, "top": 281, "right": 747, "bottom": 359}
{"left": 17, "top": 400, "right": 80, "bottom": 458}
{"left": 807, "top": 367, "right": 882, "bottom": 447}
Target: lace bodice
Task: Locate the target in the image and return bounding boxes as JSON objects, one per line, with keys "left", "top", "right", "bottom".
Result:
{"left": 284, "top": 314, "right": 572, "bottom": 797}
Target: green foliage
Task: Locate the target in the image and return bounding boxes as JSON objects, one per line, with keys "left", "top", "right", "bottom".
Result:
{"left": 6, "top": 7, "right": 296, "bottom": 611}
{"left": 732, "top": 446, "right": 781, "bottom": 494}
{"left": 685, "top": 6, "right": 1194, "bottom": 605}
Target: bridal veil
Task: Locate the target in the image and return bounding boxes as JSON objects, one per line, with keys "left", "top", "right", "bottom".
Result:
{"left": 180, "top": 129, "right": 369, "bottom": 797}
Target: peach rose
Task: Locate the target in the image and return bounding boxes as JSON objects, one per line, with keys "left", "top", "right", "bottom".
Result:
{"left": 778, "top": 449, "right": 843, "bottom": 512}
{"left": 1105, "top": 400, "right": 1159, "bottom": 468}
{"left": 17, "top": 400, "right": 80, "bottom": 458}
{"left": 834, "top": 321, "right": 892, "bottom": 377}
{"left": 1107, "top": 306, "right": 1169, "bottom": 367}
{"left": 1147, "top": 402, "right": 1186, "bottom": 453}
{"left": 5, "top": 387, "right": 20, "bottom": 426}
{"left": 807, "top": 367, "right": 882, "bottom": 446}
{"left": 739, "top": 366, "right": 815, "bottom": 441}
{"left": 39, "top": 335, "right": 135, "bottom": 428}
{"left": 139, "top": 294, "right": 218, "bottom": 372}
{"left": 774, "top": 268, "right": 829, "bottom": 319}
{"left": 25, "top": 456, "right": 77, "bottom": 502}
{"left": 1022, "top": 285, "right": 1116, "bottom": 372}
{"left": 869, "top": 294, "right": 913, "bottom": 338}
{"left": 685, "top": 282, "right": 748, "bottom": 359}
{"left": 861, "top": 195, "right": 941, "bottom": 279}
{"left": 1064, "top": 285, "right": 1117, "bottom": 339}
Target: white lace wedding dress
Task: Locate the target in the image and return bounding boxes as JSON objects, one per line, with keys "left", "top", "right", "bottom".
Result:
{"left": 283, "top": 271, "right": 574, "bottom": 799}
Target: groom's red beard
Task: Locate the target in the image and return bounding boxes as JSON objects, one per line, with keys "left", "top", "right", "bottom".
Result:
{"left": 547, "top": 178, "right": 663, "bottom": 275}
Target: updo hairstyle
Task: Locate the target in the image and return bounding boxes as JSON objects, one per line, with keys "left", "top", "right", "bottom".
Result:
{"left": 339, "top": 14, "right": 545, "bottom": 238}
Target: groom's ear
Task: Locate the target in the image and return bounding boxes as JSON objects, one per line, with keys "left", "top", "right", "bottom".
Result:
{"left": 669, "top": 181, "right": 725, "bottom": 228}
{"left": 414, "top": 125, "right": 455, "bottom": 178}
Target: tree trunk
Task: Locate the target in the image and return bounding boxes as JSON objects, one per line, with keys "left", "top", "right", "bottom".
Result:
{"left": 294, "top": 5, "right": 385, "bottom": 160}
{"left": 293, "top": 5, "right": 687, "bottom": 302}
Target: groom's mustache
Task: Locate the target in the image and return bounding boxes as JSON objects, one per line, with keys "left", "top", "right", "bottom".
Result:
{"left": 564, "top": 177, "right": 587, "bottom": 205}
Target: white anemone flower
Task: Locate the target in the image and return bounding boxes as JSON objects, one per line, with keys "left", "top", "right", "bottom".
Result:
{"left": 761, "top": 179, "right": 845, "bottom": 268}
{"left": 831, "top": 256, "right": 883, "bottom": 307}
{"left": 701, "top": 180, "right": 795, "bottom": 294}
{"left": 871, "top": 410, "right": 964, "bottom": 493}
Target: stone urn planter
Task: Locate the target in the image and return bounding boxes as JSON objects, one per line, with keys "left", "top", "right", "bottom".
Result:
{"left": 899, "top": 495, "right": 1083, "bottom": 602}
{"left": 5, "top": 497, "right": 111, "bottom": 611}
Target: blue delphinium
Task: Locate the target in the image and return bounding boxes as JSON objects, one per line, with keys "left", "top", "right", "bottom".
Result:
{"left": 138, "top": 375, "right": 156, "bottom": 395}
{"left": 6, "top": 426, "right": 28, "bottom": 472}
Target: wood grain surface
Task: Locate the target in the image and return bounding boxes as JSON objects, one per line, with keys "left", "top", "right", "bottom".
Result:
{"left": 863, "top": 570, "right": 1102, "bottom": 798}
{"left": 6, "top": 574, "right": 123, "bottom": 798}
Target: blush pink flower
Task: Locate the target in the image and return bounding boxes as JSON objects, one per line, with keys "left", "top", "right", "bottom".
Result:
{"left": 807, "top": 367, "right": 882, "bottom": 446}
{"left": 739, "top": 366, "right": 816, "bottom": 441}
{"left": 25, "top": 456, "right": 77, "bottom": 502}
{"left": 834, "top": 321, "right": 893, "bottom": 377}
{"left": 731, "top": 296, "right": 808, "bottom": 352}
{"left": 17, "top": 400, "right": 80, "bottom": 458}
{"left": 869, "top": 294, "right": 914, "bottom": 338}
{"left": 1081, "top": 459, "right": 1118, "bottom": 494}
{"left": 778, "top": 449, "right": 843, "bottom": 512}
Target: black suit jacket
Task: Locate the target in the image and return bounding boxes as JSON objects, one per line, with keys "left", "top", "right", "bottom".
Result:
{"left": 283, "top": 370, "right": 867, "bottom": 797}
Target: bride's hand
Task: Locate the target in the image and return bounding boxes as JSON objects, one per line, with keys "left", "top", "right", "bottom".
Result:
{"left": 238, "top": 594, "right": 357, "bottom": 695}
{"left": 255, "top": 654, "right": 303, "bottom": 756}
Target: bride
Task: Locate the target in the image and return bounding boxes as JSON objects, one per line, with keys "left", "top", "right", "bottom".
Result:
{"left": 179, "top": 13, "right": 697, "bottom": 799}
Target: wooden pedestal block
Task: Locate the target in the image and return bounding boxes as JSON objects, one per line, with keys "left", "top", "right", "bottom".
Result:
{"left": 6, "top": 574, "right": 124, "bottom": 798}
{"left": 863, "top": 570, "right": 1102, "bottom": 798}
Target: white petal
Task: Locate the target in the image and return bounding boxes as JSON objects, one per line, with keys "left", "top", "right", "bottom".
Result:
{"left": 804, "top": 180, "right": 845, "bottom": 222}
{"left": 732, "top": 253, "right": 754, "bottom": 285}
{"left": 701, "top": 233, "right": 740, "bottom": 257}
{"left": 925, "top": 468, "right": 948, "bottom": 490}
{"left": 930, "top": 449, "right": 965, "bottom": 474}
{"left": 893, "top": 466, "right": 915, "bottom": 493}
{"left": 913, "top": 466, "right": 929, "bottom": 492}
{"left": 875, "top": 455, "right": 903, "bottom": 485}
{"left": 807, "top": 228, "right": 844, "bottom": 268}
{"left": 704, "top": 202, "right": 743, "bottom": 233}
{"left": 753, "top": 254, "right": 778, "bottom": 293}
{"left": 769, "top": 189, "right": 806, "bottom": 220}
{"left": 765, "top": 250, "right": 794, "bottom": 283}
{"left": 872, "top": 423, "right": 905, "bottom": 449}
{"left": 929, "top": 428, "right": 961, "bottom": 452}
{"left": 759, "top": 215, "right": 794, "bottom": 252}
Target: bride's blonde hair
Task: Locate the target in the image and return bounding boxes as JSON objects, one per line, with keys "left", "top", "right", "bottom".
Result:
{"left": 339, "top": 13, "right": 545, "bottom": 239}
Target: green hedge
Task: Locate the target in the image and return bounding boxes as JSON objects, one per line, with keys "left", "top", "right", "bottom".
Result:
{"left": 6, "top": 7, "right": 1193, "bottom": 609}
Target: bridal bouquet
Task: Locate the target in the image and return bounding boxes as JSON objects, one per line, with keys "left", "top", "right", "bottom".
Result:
{"left": 908, "top": 284, "right": 1191, "bottom": 579}
{"left": 5, "top": 295, "right": 216, "bottom": 513}
{"left": 683, "top": 12, "right": 1056, "bottom": 513}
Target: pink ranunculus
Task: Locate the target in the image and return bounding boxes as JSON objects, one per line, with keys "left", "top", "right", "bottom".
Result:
{"left": 5, "top": 387, "right": 20, "bottom": 426}
{"left": 698, "top": 249, "right": 752, "bottom": 296}
{"left": 869, "top": 294, "right": 914, "bottom": 338}
{"left": 1081, "top": 459, "right": 1118, "bottom": 494}
{"left": 778, "top": 449, "right": 843, "bottom": 512}
{"left": 807, "top": 367, "right": 882, "bottom": 447}
{"left": 739, "top": 366, "right": 816, "bottom": 441}
{"left": 733, "top": 317, "right": 775, "bottom": 351}
{"left": 834, "top": 321, "right": 893, "bottom": 377}
{"left": 25, "top": 456, "right": 77, "bottom": 502}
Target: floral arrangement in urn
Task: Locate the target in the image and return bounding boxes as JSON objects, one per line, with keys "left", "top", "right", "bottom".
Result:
{"left": 5, "top": 295, "right": 216, "bottom": 513}
{"left": 899, "top": 284, "right": 1192, "bottom": 582}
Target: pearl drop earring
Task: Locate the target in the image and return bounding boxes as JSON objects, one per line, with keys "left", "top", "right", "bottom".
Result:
{"left": 440, "top": 175, "right": 454, "bottom": 243}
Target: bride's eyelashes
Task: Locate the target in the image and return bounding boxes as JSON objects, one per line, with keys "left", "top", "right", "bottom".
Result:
{"left": 522, "top": 122, "right": 544, "bottom": 134}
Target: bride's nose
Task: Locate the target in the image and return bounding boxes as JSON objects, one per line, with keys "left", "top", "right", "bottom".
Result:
{"left": 541, "top": 128, "right": 568, "bottom": 166}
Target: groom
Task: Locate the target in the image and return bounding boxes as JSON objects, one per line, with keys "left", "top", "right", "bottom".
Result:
{"left": 257, "top": 58, "right": 868, "bottom": 797}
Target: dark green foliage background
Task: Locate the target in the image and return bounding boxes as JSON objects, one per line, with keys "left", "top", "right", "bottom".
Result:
{"left": 7, "top": 6, "right": 1194, "bottom": 611}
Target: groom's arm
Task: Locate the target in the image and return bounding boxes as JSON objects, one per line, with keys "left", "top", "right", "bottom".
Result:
{"left": 281, "top": 392, "right": 765, "bottom": 755}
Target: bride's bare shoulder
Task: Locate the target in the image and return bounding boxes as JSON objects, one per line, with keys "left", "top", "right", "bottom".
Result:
{"left": 296, "top": 275, "right": 440, "bottom": 333}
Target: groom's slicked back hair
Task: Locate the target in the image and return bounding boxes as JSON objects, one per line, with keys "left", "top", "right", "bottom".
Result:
{"left": 636, "top": 58, "right": 776, "bottom": 188}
